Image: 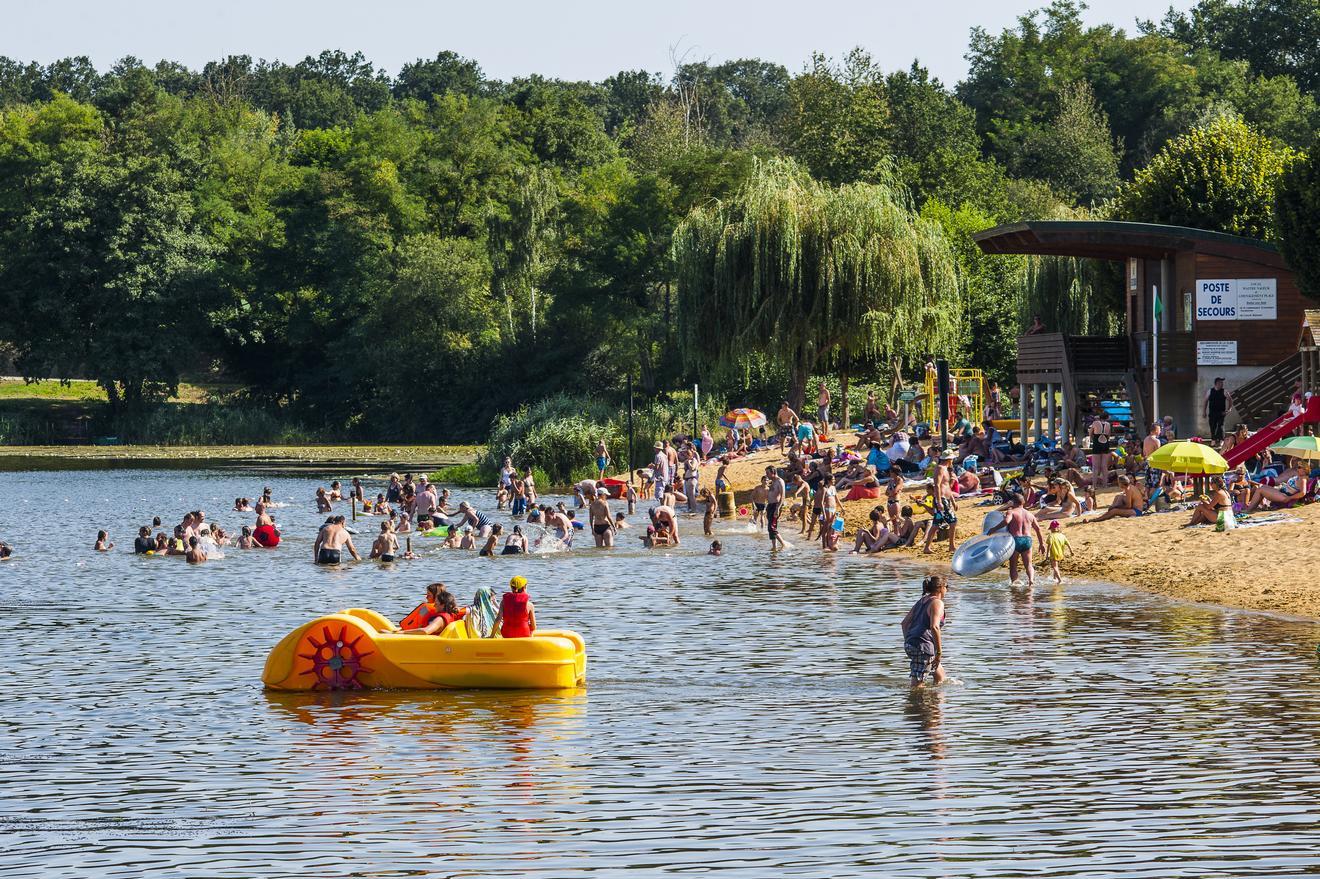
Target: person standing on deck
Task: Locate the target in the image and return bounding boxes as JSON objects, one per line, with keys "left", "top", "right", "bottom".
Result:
{"left": 1204, "top": 378, "right": 1232, "bottom": 444}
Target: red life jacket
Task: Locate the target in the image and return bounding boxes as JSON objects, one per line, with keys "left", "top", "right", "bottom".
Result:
{"left": 434, "top": 609, "right": 466, "bottom": 633}
{"left": 399, "top": 602, "right": 439, "bottom": 630}
{"left": 500, "top": 591, "right": 533, "bottom": 638}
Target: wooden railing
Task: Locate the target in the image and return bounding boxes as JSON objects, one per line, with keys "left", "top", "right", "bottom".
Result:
{"left": 1130, "top": 331, "right": 1196, "bottom": 377}
{"left": 1234, "top": 352, "right": 1302, "bottom": 427}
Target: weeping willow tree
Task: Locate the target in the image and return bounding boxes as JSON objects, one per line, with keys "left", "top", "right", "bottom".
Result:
{"left": 673, "top": 158, "right": 962, "bottom": 412}
{"left": 488, "top": 168, "right": 559, "bottom": 342}
{"left": 1020, "top": 255, "right": 1124, "bottom": 337}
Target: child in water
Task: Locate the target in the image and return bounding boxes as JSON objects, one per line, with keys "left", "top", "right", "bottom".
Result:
{"left": 238, "top": 525, "right": 254, "bottom": 549}
{"left": 1046, "top": 520, "right": 1072, "bottom": 584}
{"left": 701, "top": 488, "right": 717, "bottom": 536}
{"left": 708, "top": 540, "right": 722, "bottom": 556}
{"left": 94, "top": 531, "right": 114, "bottom": 552}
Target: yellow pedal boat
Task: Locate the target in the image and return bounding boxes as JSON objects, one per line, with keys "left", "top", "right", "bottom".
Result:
{"left": 261, "top": 608, "right": 586, "bottom": 691}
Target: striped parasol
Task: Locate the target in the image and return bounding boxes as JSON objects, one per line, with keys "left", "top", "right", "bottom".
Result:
{"left": 719, "top": 408, "right": 767, "bottom": 430}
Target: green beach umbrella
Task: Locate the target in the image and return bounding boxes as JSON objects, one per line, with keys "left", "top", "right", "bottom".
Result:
{"left": 1269, "top": 435, "right": 1320, "bottom": 461}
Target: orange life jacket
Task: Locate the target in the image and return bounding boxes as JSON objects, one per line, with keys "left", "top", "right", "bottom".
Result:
{"left": 400, "top": 601, "right": 439, "bottom": 630}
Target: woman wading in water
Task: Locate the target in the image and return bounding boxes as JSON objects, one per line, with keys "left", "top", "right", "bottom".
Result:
{"left": 901, "top": 575, "right": 948, "bottom": 686}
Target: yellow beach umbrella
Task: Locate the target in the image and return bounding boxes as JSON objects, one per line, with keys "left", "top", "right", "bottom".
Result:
{"left": 1146, "top": 440, "right": 1228, "bottom": 475}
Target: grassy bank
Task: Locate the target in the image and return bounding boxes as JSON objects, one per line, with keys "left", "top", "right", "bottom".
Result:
{"left": 0, "top": 446, "right": 480, "bottom": 464}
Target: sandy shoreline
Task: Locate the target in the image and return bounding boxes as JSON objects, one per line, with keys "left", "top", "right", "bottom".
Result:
{"left": 687, "top": 446, "right": 1320, "bottom": 620}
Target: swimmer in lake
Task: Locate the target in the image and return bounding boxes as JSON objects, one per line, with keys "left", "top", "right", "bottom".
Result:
{"left": 185, "top": 536, "right": 207, "bottom": 564}
{"left": 369, "top": 521, "right": 399, "bottom": 561}
{"left": 94, "top": 530, "right": 114, "bottom": 552}
{"left": 314, "top": 515, "right": 360, "bottom": 565}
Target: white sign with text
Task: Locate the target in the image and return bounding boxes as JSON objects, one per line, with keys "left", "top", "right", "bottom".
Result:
{"left": 1196, "top": 340, "right": 1238, "bottom": 366}
{"left": 1195, "top": 278, "right": 1277, "bottom": 321}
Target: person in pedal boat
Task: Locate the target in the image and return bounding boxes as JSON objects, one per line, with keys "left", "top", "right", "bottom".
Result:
{"left": 493, "top": 575, "right": 536, "bottom": 638}
{"left": 398, "top": 583, "right": 466, "bottom": 634}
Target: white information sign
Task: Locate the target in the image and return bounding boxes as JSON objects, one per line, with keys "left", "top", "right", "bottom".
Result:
{"left": 1236, "top": 278, "right": 1277, "bottom": 320}
{"left": 1195, "top": 278, "right": 1277, "bottom": 321}
{"left": 1197, "top": 340, "right": 1238, "bottom": 366}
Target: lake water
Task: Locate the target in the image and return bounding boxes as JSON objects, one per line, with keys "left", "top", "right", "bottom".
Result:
{"left": 3, "top": 467, "right": 1320, "bottom": 877}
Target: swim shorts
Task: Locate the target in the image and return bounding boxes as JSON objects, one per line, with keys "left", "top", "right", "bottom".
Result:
{"left": 766, "top": 502, "right": 781, "bottom": 541}
{"left": 501, "top": 545, "right": 523, "bottom": 555}
{"left": 317, "top": 548, "right": 341, "bottom": 565}
{"left": 380, "top": 554, "right": 396, "bottom": 562}
{"left": 596, "top": 456, "right": 608, "bottom": 471}
{"left": 906, "top": 646, "right": 936, "bottom": 683}
{"left": 1013, "top": 536, "right": 1033, "bottom": 554}
{"left": 754, "top": 502, "right": 767, "bottom": 512}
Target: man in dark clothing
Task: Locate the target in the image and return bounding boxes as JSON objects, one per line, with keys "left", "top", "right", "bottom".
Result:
{"left": 1204, "top": 377, "right": 1232, "bottom": 443}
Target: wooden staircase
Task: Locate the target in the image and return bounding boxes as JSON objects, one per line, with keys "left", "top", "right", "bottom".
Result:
{"left": 1232, "top": 353, "right": 1301, "bottom": 428}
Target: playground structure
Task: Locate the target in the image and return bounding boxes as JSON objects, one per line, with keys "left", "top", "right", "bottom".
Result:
{"left": 922, "top": 367, "right": 984, "bottom": 435}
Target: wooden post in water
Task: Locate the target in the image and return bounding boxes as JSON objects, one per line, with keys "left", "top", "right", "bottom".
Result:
{"left": 628, "top": 374, "right": 635, "bottom": 483}
{"left": 351, "top": 497, "right": 356, "bottom": 521}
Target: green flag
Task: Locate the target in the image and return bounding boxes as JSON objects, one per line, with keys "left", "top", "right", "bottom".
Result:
{"left": 1153, "top": 297, "right": 1163, "bottom": 319}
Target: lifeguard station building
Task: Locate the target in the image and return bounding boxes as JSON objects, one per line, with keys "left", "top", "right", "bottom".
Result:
{"left": 973, "top": 220, "right": 1313, "bottom": 440}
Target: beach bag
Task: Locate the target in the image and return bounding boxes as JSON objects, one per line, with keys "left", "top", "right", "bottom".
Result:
{"left": 832, "top": 515, "right": 845, "bottom": 532}
{"left": 1216, "top": 508, "right": 1236, "bottom": 532}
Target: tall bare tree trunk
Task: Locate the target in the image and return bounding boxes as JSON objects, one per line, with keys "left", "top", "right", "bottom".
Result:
{"left": 839, "top": 367, "right": 850, "bottom": 429}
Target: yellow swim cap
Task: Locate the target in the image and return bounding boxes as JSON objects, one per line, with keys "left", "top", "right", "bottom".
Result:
{"left": 510, "top": 575, "right": 528, "bottom": 591}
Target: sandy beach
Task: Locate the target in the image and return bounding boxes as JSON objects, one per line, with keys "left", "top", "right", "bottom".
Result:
{"left": 694, "top": 447, "right": 1320, "bottom": 620}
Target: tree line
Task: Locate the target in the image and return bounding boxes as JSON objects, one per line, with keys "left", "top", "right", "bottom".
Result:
{"left": 0, "top": 0, "right": 1317, "bottom": 440}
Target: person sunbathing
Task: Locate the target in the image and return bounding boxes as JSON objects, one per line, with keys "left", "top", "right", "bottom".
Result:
{"left": 874, "top": 506, "right": 918, "bottom": 550}
{"left": 1244, "top": 459, "right": 1308, "bottom": 511}
{"left": 1037, "top": 478, "right": 1082, "bottom": 520}
{"left": 836, "top": 461, "right": 878, "bottom": 492}
{"left": 850, "top": 508, "right": 888, "bottom": 553}
{"left": 1080, "top": 475, "right": 1146, "bottom": 524}
{"left": 1185, "top": 476, "right": 1233, "bottom": 526}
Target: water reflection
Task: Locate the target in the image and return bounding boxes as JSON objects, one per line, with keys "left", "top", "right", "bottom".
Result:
{"left": 2, "top": 468, "right": 1320, "bottom": 876}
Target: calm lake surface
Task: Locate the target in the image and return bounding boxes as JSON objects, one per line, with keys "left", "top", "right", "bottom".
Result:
{"left": 3, "top": 467, "right": 1320, "bottom": 877}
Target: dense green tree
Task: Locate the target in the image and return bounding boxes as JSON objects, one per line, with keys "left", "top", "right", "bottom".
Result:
{"left": 393, "top": 51, "right": 485, "bottom": 101}
{"left": 1275, "top": 144, "right": 1320, "bottom": 301}
{"left": 781, "top": 50, "right": 892, "bottom": 185}
{"left": 921, "top": 200, "right": 1024, "bottom": 382}
{"left": 0, "top": 95, "right": 215, "bottom": 410}
{"left": 1115, "top": 115, "right": 1298, "bottom": 238}
{"left": 1151, "top": 0, "right": 1320, "bottom": 93}
{"left": 673, "top": 59, "right": 790, "bottom": 146}
{"left": 1015, "top": 81, "right": 1122, "bottom": 206}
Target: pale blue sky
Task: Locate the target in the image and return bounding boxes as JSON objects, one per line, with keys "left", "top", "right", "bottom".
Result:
{"left": 2, "top": 0, "right": 1188, "bottom": 85}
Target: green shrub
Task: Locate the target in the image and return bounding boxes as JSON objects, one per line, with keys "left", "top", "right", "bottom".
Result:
{"left": 478, "top": 393, "right": 624, "bottom": 485}
{"left": 106, "top": 404, "right": 322, "bottom": 445}
{"left": 0, "top": 412, "right": 58, "bottom": 444}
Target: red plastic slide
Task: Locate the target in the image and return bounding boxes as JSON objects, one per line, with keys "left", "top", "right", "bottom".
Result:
{"left": 1224, "top": 396, "right": 1320, "bottom": 468}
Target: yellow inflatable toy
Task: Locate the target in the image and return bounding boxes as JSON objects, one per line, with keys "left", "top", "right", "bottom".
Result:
{"left": 261, "top": 609, "right": 586, "bottom": 691}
